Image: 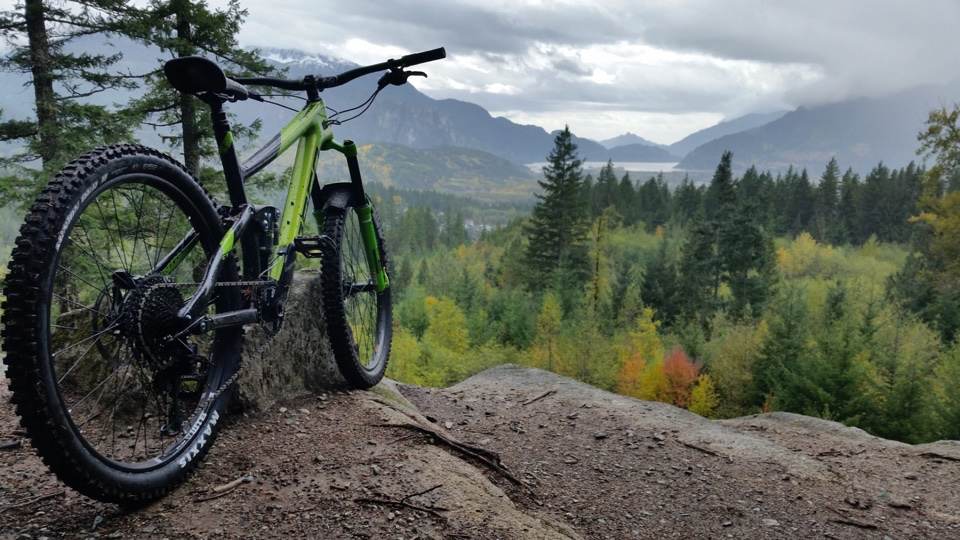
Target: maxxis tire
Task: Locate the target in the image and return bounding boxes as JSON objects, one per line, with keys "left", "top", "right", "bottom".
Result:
{"left": 1, "top": 144, "right": 242, "bottom": 505}
{"left": 319, "top": 206, "right": 392, "bottom": 389}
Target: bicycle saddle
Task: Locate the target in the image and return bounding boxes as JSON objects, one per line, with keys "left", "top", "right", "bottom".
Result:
{"left": 164, "top": 56, "right": 248, "bottom": 99}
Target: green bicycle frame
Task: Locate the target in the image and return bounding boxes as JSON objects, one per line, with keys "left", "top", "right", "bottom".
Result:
{"left": 173, "top": 96, "right": 388, "bottom": 323}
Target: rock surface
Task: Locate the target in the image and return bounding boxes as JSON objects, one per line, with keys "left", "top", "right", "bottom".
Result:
{"left": 234, "top": 272, "right": 344, "bottom": 411}
{"left": 3, "top": 362, "right": 960, "bottom": 538}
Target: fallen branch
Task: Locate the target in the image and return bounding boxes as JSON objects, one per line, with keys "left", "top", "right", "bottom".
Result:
{"left": 194, "top": 475, "right": 252, "bottom": 502}
{"left": 0, "top": 440, "right": 21, "bottom": 451}
{"left": 522, "top": 389, "right": 556, "bottom": 406}
{"left": 0, "top": 490, "right": 65, "bottom": 513}
{"left": 917, "top": 451, "right": 960, "bottom": 462}
{"left": 830, "top": 518, "right": 879, "bottom": 530}
{"left": 825, "top": 506, "right": 881, "bottom": 530}
{"left": 214, "top": 475, "right": 252, "bottom": 493}
{"left": 679, "top": 440, "right": 721, "bottom": 457}
{"left": 367, "top": 397, "right": 535, "bottom": 497}
{"left": 355, "top": 484, "right": 448, "bottom": 520}
{"left": 402, "top": 484, "right": 443, "bottom": 503}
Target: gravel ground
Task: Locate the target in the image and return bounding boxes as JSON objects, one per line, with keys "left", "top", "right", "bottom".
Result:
{"left": 2, "top": 365, "right": 960, "bottom": 539}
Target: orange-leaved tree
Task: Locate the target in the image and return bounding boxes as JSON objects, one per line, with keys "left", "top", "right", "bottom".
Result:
{"left": 662, "top": 347, "right": 700, "bottom": 407}
{"left": 616, "top": 308, "right": 665, "bottom": 399}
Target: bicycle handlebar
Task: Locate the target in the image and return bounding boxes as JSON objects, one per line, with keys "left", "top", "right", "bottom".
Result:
{"left": 234, "top": 47, "right": 446, "bottom": 93}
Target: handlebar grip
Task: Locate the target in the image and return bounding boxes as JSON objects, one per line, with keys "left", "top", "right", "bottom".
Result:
{"left": 399, "top": 47, "right": 446, "bottom": 67}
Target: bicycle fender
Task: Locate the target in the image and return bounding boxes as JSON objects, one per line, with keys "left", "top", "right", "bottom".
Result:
{"left": 314, "top": 182, "right": 360, "bottom": 212}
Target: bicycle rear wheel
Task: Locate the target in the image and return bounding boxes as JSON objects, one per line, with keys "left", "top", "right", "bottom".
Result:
{"left": 2, "top": 144, "right": 241, "bottom": 504}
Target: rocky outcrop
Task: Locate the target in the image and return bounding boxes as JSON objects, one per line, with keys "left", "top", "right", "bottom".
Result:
{"left": 234, "top": 271, "right": 344, "bottom": 411}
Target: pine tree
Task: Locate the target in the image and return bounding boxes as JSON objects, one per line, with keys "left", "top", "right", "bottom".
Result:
{"left": 0, "top": 0, "right": 136, "bottom": 187}
{"left": 126, "top": 0, "right": 270, "bottom": 177}
{"left": 672, "top": 176, "right": 703, "bottom": 224}
{"left": 752, "top": 286, "right": 811, "bottom": 408}
{"left": 642, "top": 238, "right": 680, "bottom": 326}
{"left": 837, "top": 168, "right": 860, "bottom": 244}
{"left": 703, "top": 151, "right": 736, "bottom": 223}
{"left": 813, "top": 157, "right": 840, "bottom": 243}
{"left": 618, "top": 172, "right": 637, "bottom": 223}
{"left": 677, "top": 220, "right": 717, "bottom": 327}
{"left": 524, "top": 126, "right": 590, "bottom": 289}
{"left": 592, "top": 159, "right": 618, "bottom": 214}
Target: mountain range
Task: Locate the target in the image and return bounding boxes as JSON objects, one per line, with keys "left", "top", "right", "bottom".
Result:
{"left": 1, "top": 41, "right": 956, "bottom": 190}
{"left": 676, "top": 87, "right": 951, "bottom": 172}
{"left": 250, "top": 49, "right": 954, "bottom": 174}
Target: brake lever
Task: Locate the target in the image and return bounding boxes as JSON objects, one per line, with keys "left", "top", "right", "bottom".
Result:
{"left": 377, "top": 68, "right": 428, "bottom": 89}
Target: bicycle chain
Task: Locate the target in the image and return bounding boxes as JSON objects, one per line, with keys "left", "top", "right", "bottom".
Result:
{"left": 138, "top": 278, "right": 277, "bottom": 405}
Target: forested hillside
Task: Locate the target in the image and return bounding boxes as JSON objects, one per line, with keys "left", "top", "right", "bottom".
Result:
{"left": 379, "top": 112, "right": 960, "bottom": 445}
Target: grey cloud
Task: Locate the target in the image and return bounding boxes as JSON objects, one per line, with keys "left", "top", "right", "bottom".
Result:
{"left": 237, "top": 0, "right": 959, "bottom": 140}
{"left": 551, "top": 58, "right": 591, "bottom": 77}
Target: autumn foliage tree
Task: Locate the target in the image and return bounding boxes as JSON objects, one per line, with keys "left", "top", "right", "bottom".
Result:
{"left": 662, "top": 348, "right": 700, "bottom": 407}
{"left": 688, "top": 374, "right": 720, "bottom": 417}
{"left": 616, "top": 308, "right": 663, "bottom": 398}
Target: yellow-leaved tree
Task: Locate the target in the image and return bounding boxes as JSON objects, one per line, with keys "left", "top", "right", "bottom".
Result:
{"left": 418, "top": 296, "right": 470, "bottom": 386}
{"left": 532, "top": 291, "right": 563, "bottom": 372}
{"left": 616, "top": 308, "right": 665, "bottom": 399}
{"left": 688, "top": 374, "right": 720, "bottom": 417}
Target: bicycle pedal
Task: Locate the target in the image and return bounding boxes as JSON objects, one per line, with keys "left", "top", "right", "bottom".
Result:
{"left": 178, "top": 375, "right": 203, "bottom": 397}
{"left": 293, "top": 235, "right": 333, "bottom": 258}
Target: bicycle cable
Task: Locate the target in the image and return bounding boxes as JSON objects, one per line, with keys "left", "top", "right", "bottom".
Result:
{"left": 324, "top": 86, "right": 383, "bottom": 127}
{"left": 253, "top": 92, "right": 340, "bottom": 115}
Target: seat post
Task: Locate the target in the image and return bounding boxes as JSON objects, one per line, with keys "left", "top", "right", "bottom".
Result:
{"left": 206, "top": 98, "right": 247, "bottom": 208}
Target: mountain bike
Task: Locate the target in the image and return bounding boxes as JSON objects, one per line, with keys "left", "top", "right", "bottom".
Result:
{"left": 1, "top": 47, "right": 446, "bottom": 504}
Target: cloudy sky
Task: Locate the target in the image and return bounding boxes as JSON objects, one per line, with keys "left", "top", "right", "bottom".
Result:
{"left": 87, "top": 1, "right": 960, "bottom": 143}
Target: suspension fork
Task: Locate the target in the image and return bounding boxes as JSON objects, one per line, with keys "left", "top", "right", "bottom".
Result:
{"left": 328, "top": 140, "right": 389, "bottom": 293}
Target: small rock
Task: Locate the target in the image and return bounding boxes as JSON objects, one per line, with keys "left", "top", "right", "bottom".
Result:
{"left": 762, "top": 518, "right": 779, "bottom": 527}
{"left": 888, "top": 498, "right": 913, "bottom": 510}
{"left": 279, "top": 407, "right": 288, "bottom": 414}
{"left": 564, "top": 456, "right": 579, "bottom": 464}
{"left": 722, "top": 521, "right": 733, "bottom": 527}
{"left": 298, "top": 408, "right": 310, "bottom": 415}
{"left": 566, "top": 412, "right": 579, "bottom": 420}
{"left": 594, "top": 432, "right": 608, "bottom": 440}
{"left": 91, "top": 515, "right": 104, "bottom": 531}
{"left": 904, "top": 472, "right": 919, "bottom": 480}
{"left": 444, "top": 421, "right": 454, "bottom": 430}
{"left": 652, "top": 433, "right": 666, "bottom": 442}
{"left": 387, "top": 512, "right": 395, "bottom": 521}
{"left": 371, "top": 465, "right": 382, "bottom": 476}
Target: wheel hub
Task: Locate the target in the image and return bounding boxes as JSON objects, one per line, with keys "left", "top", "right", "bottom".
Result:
{"left": 118, "top": 275, "right": 186, "bottom": 367}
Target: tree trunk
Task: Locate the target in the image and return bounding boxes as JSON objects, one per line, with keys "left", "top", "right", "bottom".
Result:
{"left": 172, "top": 0, "right": 200, "bottom": 175}
{"left": 23, "top": 0, "right": 57, "bottom": 167}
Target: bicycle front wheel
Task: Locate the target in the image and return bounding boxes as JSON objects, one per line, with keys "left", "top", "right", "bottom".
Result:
{"left": 320, "top": 205, "right": 392, "bottom": 388}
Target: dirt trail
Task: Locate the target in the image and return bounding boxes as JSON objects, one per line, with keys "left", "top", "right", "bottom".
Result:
{"left": 3, "top": 365, "right": 960, "bottom": 539}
